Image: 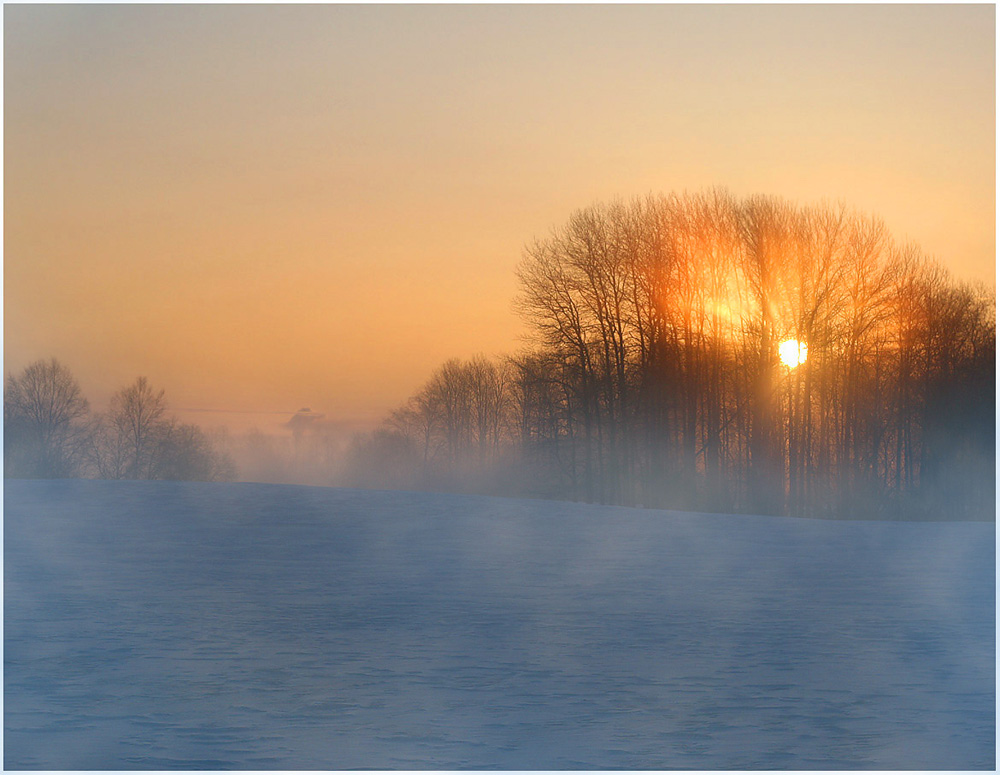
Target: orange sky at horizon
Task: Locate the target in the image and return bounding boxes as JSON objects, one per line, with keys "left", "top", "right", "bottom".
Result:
{"left": 5, "top": 4, "right": 995, "bottom": 433}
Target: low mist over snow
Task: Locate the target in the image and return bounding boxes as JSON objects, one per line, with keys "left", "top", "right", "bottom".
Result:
{"left": 4, "top": 480, "right": 994, "bottom": 769}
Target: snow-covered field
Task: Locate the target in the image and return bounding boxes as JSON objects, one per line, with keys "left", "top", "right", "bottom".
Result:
{"left": 4, "top": 479, "right": 994, "bottom": 769}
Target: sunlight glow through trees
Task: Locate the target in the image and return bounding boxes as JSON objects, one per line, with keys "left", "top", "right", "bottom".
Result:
{"left": 349, "top": 189, "right": 996, "bottom": 520}
{"left": 778, "top": 340, "right": 808, "bottom": 368}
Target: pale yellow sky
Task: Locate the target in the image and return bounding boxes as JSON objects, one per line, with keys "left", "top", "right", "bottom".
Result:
{"left": 5, "top": 4, "right": 995, "bottom": 429}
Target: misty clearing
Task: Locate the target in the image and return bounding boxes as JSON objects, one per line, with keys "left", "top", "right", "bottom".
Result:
{"left": 5, "top": 5, "right": 994, "bottom": 771}
{"left": 5, "top": 479, "right": 993, "bottom": 769}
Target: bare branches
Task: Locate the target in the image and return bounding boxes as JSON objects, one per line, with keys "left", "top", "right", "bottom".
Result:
{"left": 353, "top": 188, "right": 994, "bottom": 518}
{"left": 5, "top": 366, "right": 234, "bottom": 483}
{"left": 4, "top": 358, "right": 90, "bottom": 478}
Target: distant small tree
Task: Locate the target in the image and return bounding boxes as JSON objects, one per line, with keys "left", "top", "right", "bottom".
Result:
{"left": 155, "top": 421, "right": 236, "bottom": 482}
{"left": 4, "top": 358, "right": 90, "bottom": 478}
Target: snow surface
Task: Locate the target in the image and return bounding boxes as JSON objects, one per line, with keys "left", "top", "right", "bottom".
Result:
{"left": 4, "top": 479, "right": 995, "bottom": 769}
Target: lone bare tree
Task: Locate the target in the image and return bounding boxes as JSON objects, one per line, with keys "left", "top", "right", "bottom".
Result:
{"left": 4, "top": 358, "right": 90, "bottom": 478}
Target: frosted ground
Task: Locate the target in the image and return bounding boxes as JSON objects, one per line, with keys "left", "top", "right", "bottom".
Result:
{"left": 4, "top": 479, "right": 994, "bottom": 769}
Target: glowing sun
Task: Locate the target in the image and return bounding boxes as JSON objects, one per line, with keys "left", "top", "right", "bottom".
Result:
{"left": 779, "top": 339, "right": 808, "bottom": 368}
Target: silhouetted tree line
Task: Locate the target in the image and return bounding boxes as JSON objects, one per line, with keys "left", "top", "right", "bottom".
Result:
{"left": 347, "top": 190, "right": 995, "bottom": 520}
{"left": 5, "top": 359, "right": 235, "bottom": 482}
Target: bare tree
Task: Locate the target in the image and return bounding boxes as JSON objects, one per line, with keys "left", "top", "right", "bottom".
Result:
{"left": 86, "top": 412, "right": 131, "bottom": 479}
{"left": 155, "top": 421, "right": 236, "bottom": 482}
{"left": 4, "top": 358, "right": 90, "bottom": 478}
{"left": 93, "top": 377, "right": 235, "bottom": 482}
{"left": 106, "top": 377, "right": 168, "bottom": 480}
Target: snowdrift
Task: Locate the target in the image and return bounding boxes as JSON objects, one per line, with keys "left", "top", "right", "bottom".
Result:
{"left": 4, "top": 479, "right": 994, "bottom": 769}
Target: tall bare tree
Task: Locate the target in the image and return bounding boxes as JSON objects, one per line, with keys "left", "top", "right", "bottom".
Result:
{"left": 106, "top": 377, "right": 168, "bottom": 480}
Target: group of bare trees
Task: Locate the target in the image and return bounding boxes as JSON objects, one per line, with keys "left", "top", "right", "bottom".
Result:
{"left": 5, "top": 359, "right": 234, "bottom": 482}
{"left": 11, "top": 190, "right": 992, "bottom": 518}
{"left": 350, "top": 190, "right": 994, "bottom": 519}
{"left": 345, "top": 356, "right": 516, "bottom": 492}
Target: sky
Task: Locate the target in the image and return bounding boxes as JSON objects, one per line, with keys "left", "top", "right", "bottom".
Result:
{"left": 4, "top": 4, "right": 995, "bottom": 432}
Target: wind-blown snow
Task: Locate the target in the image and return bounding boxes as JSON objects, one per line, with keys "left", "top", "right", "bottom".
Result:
{"left": 4, "top": 479, "right": 994, "bottom": 769}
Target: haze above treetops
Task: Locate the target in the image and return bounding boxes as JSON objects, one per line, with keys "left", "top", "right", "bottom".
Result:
{"left": 5, "top": 4, "right": 994, "bottom": 432}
